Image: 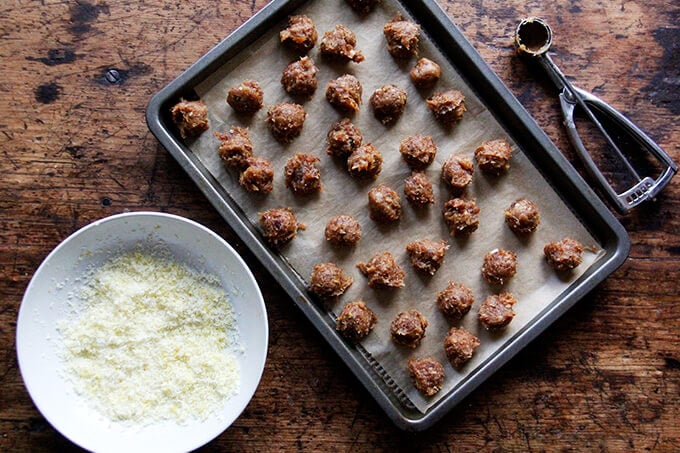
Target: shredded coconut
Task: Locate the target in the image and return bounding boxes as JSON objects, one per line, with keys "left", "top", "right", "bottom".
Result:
{"left": 58, "top": 250, "right": 240, "bottom": 424}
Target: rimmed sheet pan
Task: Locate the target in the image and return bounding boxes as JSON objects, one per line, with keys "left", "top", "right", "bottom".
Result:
{"left": 146, "top": 0, "right": 629, "bottom": 430}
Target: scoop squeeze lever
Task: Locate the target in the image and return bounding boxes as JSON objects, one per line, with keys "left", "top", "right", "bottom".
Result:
{"left": 514, "top": 17, "right": 677, "bottom": 214}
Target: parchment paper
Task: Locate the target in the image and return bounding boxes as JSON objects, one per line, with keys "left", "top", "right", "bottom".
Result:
{"left": 189, "top": 0, "right": 603, "bottom": 413}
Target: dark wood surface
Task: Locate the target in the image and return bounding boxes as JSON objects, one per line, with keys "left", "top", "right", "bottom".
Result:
{"left": 1, "top": 0, "right": 678, "bottom": 450}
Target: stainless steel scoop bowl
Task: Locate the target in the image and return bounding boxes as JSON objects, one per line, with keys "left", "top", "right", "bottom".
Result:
{"left": 515, "top": 17, "right": 677, "bottom": 214}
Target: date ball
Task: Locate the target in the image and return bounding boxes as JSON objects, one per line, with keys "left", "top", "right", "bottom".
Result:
{"left": 368, "top": 184, "right": 401, "bottom": 223}
{"left": 327, "top": 118, "right": 362, "bottom": 158}
{"left": 227, "top": 80, "right": 264, "bottom": 115}
{"left": 319, "top": 24, "right": 365, "bottom": 63}
{"left": 370, "top": 84, "right": 407, "bottom": 125}
{"left": 345, "top": 0, "right": 377, "bottom": 14}
{"left": 442, "top": 198, "right": 480, "bottom": 237}
{"left": 410, "top": 58, "right": 441, "bottom": 89}
{"left": 442, "top": 154, "right": 474, "bottom": 195}
{"left": 475, "top": 139, "right": 513, "bottom": 175}
{"left": 408, "top": 357, "right": 445, "bottom": 397}
{"left": 404, "top": 171, "right": 435, "bottom": 207}
{"left": 259, "top": 207, "right": 304, "bottom": 248}
{"left": 427, "top": 89, "right": 466, "bottom": 126}
{"left": 239, "top": 157, "right": 274, "bottom": 194}
{"left": 325, "top": 214, "right": 362, "bottom": 246}
{"left": 390, "top": 310, "right": 428, "bottom": 348}
{"left": 336, "top": 300, "right": 377, "bottom": 342}
{"left": 400, "top": 134, "right": 437, "bottom": 169}
{"left": 309, "top": 262, "right": 353, "bottom": 300}
{"left": 544, "top": 238, "right": 584, "bottom": 271}
{"left": 383, "top": 14, "right": 420, "bottom": 59}
{"left": 505, "top": 198, "right": 540, "bottom": 234}
{"left": 266, "top": 102, "right": 306, "bottom": 143}
{"left": 326, "top": 74, "right": 363, "bottom": 114}
{"left": 406, "top": 239, "right": 449, "bottom": 276}
{"left": 444, "top": 327, "right": 480, "bottom": 368}
{"left": 479, "top": 292, "right": 517, "bottom": 330}
{"left": 347, "top": 143, "right": 383, "bottom": 179}
{"left": 171, "top": 99, "right": 209, "bottom": 139}
{"left": 280, "top": 14, "right": 317, "bottom": 53}
{"left": 281, "top": 56, "right": 319, "bottom": 97}
{"left": 324, "top": 214, "right": 361, "bottom": 246}
{"left": 357, "top": 251, "right": 405, "bottom": 289}
{"left": 215, "top": 126, "right": 253, "bottom": 171}
{"left": 284, "top": 153, "right": 321, "bottom": 195}
{"left": 437, "top": 280, "right": 475, "bottom": 321}
{"left": 481, "top": 249, "right": 517, "bottom": 286}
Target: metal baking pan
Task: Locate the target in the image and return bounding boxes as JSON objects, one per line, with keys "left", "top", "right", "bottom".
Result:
{"left": 146, "top": 0, "right": 630, "bottom": 431}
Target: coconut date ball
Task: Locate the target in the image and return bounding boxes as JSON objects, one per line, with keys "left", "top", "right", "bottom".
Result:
{"left": 170, "top": 99, "right": 209, "bottom": 139}
{"left": 404, "top": 171, "right": 435, "bottom": 207}
{"left": 281, "top": 56, "right": 319, "bottom": 97}
{"left": 367, "top": 184, "right": 401, "bottom": 223}
{"left": 239, "top": 157, "right": 274, "bottom": 194}
{"left": 284, "top": 153, "right": 321, "bottom": 196}
{"left": 336, "top": 300, "right": 377, "bottom": 342}
{"left": 441, "top": 154, "right": 474, "bottom": 195}
{"left": 279, "top": 14, "right": 318, "bottom": 53}
{"left": 410, "top": 57, "right": 441, "bottom": 88}
{"left": 215, "top": 126, "right": 253, "bottom": 171}
{"left": 479, "top": 292, "right": 517, "bottom": 330}
{"left": 504, "top": 198, "right": 540, "bottom": 234}
{"left": 390, "top": 309, "right": 428, "bottom": 348}
{"left": 427, "top": 89, "right": 466, "bottom": 126}
{"left": 481, "top": 249, "right": 518, "bottom": 286}
{"left": 266, "top": 102, "right": 306, "bottom": 143}
{"left": 408, "top": 357, "right": 445, "bottom": 397}
{"left": 444, "top": 327, "right": 481, "bottom": 368}
{"left": 405, "top": 239, "right": 449, "bottom": 276}
{"left": 474, "top": 139, "right": 513, "bottom": 175}
{"left": 437, "top": 280, "right": 475, "bottom": 321}
{"left": 544, "top": 237, "right": 584, "bottom": 271}
{"left": 370, "top": 84, "right": 407, "bottom": 125}
{"left": 345, "top": 0, "right": 377, "bottom": 14}
{"left": 227, "top": 80, "right": 264, "bottom": 115}
{"left": 326, "top": 74, "right": 363, "bottom": 114}
{"left": 324, "top": 214, "right": 362, "bottom": 246}
{"left": 442, "top": 198, "right": 480, "bottom": 237}
{"left": 357, "top": 251, "right": 405, "bottom": 289}
{"left": 309, "top": 263, "right": 353, "bottom": 300}
{"left": 400, "top": 134, "right": 437, "bottom": 169}
{"left": 319, "top": 24, "right": 365, "bottom": 63}
{"left": 327, "top": 118, "right": 362, "bottom": 158}
{"left": 259, "top": 207, "right": 303, "bottom": 248}
{"left": 347, "top": 143, "right": 383, "bottom": 179}
{"left": 383, "top": 14, "right": 420, "bottom": 59}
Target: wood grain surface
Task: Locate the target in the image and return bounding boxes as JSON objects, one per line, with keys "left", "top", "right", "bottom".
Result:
{"left": 1, "top": 0, "right": 678, "bottom": 451}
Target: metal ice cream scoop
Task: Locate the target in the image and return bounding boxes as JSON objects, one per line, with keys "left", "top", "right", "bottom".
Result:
{"left": 514, "top": 17, "right": 677, "bottom": 214}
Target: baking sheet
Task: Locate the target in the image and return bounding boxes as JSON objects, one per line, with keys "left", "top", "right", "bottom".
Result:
{"left": 187, "top": 0, "right": 602, "bottom": 413}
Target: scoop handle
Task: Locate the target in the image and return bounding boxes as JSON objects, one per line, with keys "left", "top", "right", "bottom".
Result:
{"left": 560, "top": 86, "right": 678, "bottom": 213}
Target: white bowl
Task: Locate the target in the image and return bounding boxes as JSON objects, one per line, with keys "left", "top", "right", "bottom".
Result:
{"left": 16, "top": 212, "right": 268, "bottom": 453}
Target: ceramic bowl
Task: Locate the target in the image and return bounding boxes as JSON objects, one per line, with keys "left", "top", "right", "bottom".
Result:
{"left": 16, "top": 211, "right": 268, "bottom": 453}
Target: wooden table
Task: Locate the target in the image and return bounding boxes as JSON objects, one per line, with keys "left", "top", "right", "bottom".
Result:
{"left": 1, "top": 0, "right": 678, "bottom": 450}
